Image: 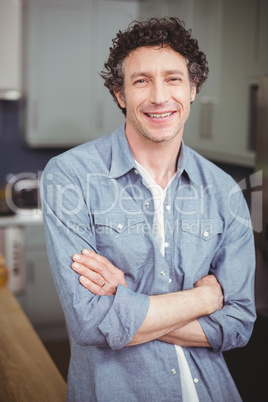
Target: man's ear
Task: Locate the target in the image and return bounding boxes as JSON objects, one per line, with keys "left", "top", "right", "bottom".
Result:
{"left": 114, "top": 90, "right": 126, "bottom": 108}
{"left": 190, "top": 85, "right": 197, "bottom": 103}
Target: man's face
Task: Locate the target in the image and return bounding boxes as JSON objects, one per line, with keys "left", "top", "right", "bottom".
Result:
{"left": 114, "top": 46, "right": 196, "bottom": 145}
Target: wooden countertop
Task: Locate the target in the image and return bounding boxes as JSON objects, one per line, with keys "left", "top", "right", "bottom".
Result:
{"left": 0, "top": 285, "right": 67, "bottom": 401}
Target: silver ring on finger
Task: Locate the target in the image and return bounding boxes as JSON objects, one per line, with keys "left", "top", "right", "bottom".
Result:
{"left": 100, "top": 281, "right": 106, "bottom": 288}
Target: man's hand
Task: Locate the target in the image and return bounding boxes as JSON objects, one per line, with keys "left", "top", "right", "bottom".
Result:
{"left": 194, "top": 274, "right": 224, "bottom": 314}
{"left": 72, "top": 249, "right": 128, "bottom": 295}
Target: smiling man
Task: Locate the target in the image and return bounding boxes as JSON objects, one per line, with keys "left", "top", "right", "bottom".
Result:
{"left": 116, "top": 46, "right": 195, "bottom": 147}
{"left": 41, "top": 18, "right": 256, "bottom": 401}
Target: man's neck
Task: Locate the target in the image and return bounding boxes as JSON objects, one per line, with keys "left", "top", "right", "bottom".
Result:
{"left": 126, "top": 132, "right": 182, "bottom": 189}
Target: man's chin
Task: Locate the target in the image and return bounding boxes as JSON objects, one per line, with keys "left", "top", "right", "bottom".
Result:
{"left": 141, "top": 129, "right": 182, "bottom": 144}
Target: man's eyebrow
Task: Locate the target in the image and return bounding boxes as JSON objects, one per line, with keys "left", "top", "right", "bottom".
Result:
{"left": 130, "top": 69, "right": 186, "bottom": 80}
{"left": 164, "top": 69, "right": 185, "bottom": 76}
{"left": 129, "top": 72, "right": 150, "bottom": 80}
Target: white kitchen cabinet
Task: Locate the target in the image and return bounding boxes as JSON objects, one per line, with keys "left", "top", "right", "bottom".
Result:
{"left": 0, "top": 0, "right": 22, "bottom": 100}
{"left": 246, "top": 0, "right": 268, "bottom": 78}
{"left": 25, "top": 248, "right": 64, "bottom": 326}
{"left": 21, "top": 0, "right": 94, "bottom": 147}
{"left": 91, "top": 0, "right": 140, "bottom": 138}
{"left": 24, "top": 224, "right": 66, "bottom": 340}
{"left": 140, "top": 0, "right": 264, "bottom": 167}
{"left": 21, "top": 0, "right": 140, "bottom": 148}
{"left": 0, "top": 216, "right": 66, "bottom": 341}
{"left": 182, "top": 0, "right": 257, "bottom": 167}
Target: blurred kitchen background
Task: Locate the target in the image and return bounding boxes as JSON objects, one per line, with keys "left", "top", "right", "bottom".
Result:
{"left": 0, "top": 0, "right": 267, "bottom": 400}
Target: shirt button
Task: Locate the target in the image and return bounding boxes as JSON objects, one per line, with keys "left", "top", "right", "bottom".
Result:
{"left": 164, "top": 242, "right": 169, "bottom": 248}
{"left": 145, "top": 202, "right": 150, "bottom": 208}
{"left": 117, "top": 223, "right": 123, "bottom": 230}
{"left": 134, "top": 169, "right": 139, "bottom": 175}
{"left": 203, "top": 231, "right": 209, "bottom": 237}
{"left": 165, "top": 205, "right": 171, "bottom": 211}
{"left": 193, "top": 378, "right": 199, "bottom": 383}
{"left": 169, "top": 278, "right": 172, "bottom": 283}
{"left": 160, "top": 270, "right": 166, "bottom": 276}
{"left": 171, "top": 368, "right": 177, "bottom": 375}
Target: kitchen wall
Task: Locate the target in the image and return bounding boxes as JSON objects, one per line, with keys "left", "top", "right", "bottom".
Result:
{"left": 0, "top": 100, "right": 66, "bottom": 188}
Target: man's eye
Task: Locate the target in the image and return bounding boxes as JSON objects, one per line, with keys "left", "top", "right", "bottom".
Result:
{"left": 169, "top": 77, "right": 181, "bottom": 82}
{"left": 134, "top": 79, "right": 146, "bottom": 84}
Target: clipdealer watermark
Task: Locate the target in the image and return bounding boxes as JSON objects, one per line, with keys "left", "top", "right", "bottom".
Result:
{"left": 4, "top": 170, "right": 263, "bottom": 234}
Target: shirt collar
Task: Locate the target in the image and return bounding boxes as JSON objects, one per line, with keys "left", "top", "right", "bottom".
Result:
{"left": 109, "top": 124, "right": 202, "bottom": 187}
{"left": 180, "top": 142, "right": 204, "bottom": 187}
{"left": 109, "top": 124, "right": 136, "bottom": 179}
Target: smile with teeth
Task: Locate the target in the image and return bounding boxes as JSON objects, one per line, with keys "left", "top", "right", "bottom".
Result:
{"left": 146, "top": 112, "right": 173, "bottom": 118}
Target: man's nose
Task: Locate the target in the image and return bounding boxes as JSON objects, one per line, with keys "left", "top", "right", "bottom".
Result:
{"left": 149, "top": 81, "right": 169, "bottom": 105}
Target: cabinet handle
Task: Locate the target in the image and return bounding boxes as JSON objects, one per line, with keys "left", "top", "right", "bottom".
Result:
{"left": 32, "top": 100, "right": 38, "bottom": 131}
{"left": 248, "top": 84, "right": 258, "bottom": 151}
{"left": 27, "top": 261, "right": 35, "bottom": 284}
{"left": 200, "top": 97, "right": 214, "bottom": 140}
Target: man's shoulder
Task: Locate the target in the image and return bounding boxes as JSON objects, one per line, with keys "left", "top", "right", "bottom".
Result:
{"left": 59, "top": 133, "right": 112, "bottom": 164}
{"left": 185, "top": 145, "right": 237, "bottom": 190}
{"left": 44, "top": 132, "right": 115, "bottom": 177}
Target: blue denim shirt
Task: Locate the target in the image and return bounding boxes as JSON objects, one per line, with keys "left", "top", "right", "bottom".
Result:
{"left": 41, "top": 125, "right": 256, "bottom": 402}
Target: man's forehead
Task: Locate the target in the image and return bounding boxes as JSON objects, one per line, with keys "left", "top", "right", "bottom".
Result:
{"left": 124, "top": 46, "right": 188, "bottom": 75}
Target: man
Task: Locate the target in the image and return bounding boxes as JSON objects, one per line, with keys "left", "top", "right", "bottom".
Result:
{"left": 41, "top": 18, "right": 256, "bottom": 401}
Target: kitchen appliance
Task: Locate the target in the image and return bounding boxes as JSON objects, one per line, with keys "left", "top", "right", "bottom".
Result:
{"left": 4, "top": 175, "right": 40, "bottom": 215}
{"left": 0, "top": 226, "right": 25, "bottom": 294}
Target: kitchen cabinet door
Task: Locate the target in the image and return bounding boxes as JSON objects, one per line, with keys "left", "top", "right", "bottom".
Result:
{"left": 22, "top": 0, "right": 140, "bottom": 148}
{"left": 90, "top": 0, "right": 140, "bottom": 138}
{"left": 25, "top": 247, "right": 65, "bottom": 326}
{"left": 0, "top": 0, "right": 21, "bottom": 99}
{"left": 22, "top": 0, "right": 95, "bottom": 147}
{"left": 246, "top": 0, "right": 268, "bottom": 77}
{"left": 24, "top": 223, "right": 66, "bottom": 340}
{"left": 180, "top": 0, "right": 256, "bottom": 167}
{"left": 140, "top": 0, "right": 257, "bottom": 167}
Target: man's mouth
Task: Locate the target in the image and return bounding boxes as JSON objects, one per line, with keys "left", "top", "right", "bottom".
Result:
{"left": 145, "top": 112, "right": 173, "bottom": 118}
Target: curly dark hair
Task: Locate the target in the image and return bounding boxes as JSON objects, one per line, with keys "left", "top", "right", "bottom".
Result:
{"left": 100, "top": 17, "right": 209, "bottom": 115}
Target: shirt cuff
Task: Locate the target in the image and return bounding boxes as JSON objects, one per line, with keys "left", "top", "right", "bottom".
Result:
{"left": 198, "top": 310, "right": 224, "bottom": 352}
{"left": 98, "top": 284, "right": 150, "bottom": 350}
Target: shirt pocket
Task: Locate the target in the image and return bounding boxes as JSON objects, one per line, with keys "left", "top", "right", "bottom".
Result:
{"left": 179, "top": 219, "right": 224, "bottom": 280}
{"left": 181, "top": 219, "right": 224, "bottom": 241}
{"left": 93, "top": 211, "right": 147, "bottom": 271}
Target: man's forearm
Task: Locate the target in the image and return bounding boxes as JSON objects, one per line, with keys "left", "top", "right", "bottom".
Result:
{"left": 72, "top": 250, "right": 223, "bottom": 348}
{"left": 127, "top": 285, "right": 219, "bottom": 346}
{"left": 158, "top": 319, "right": 210, "bottom": 347}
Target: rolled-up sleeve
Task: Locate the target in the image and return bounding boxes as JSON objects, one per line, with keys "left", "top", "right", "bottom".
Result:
{"left": 41, "top": 158, "right": 150, "bottom": 350}
{"left": 198, "top": 187, "right": 256, "bottom": 352}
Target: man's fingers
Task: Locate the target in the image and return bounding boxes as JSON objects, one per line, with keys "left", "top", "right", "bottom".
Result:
{"left": 82, "top": 249, "right": 118, "bottom": 273}
{"left": 72, "top": 253, "right": 113, "bottom": 281}
{"left": 72, "top": 261, "right": 105, "bottom": 286}
{"left": 72, "top": 249, "right": 127, "bottom": 295}
{"left": 79, "top": 276, "right": 106, "bottom": 295}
